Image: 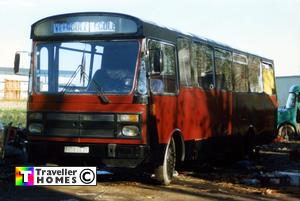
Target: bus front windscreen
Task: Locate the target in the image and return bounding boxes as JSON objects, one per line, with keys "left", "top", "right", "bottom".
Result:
{"left": 34, "top": 40, "right": 139, "bottom": 94}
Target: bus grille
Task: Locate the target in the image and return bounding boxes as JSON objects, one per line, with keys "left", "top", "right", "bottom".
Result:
{"left": 45, "top": 113, "right": 116, "bottom": 138}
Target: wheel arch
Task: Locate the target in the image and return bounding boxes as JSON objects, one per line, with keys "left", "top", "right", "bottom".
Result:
{"left": 278, "top": 122, "right": 296, "bottom": 131}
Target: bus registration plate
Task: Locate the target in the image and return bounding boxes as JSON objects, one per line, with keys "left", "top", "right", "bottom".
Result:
{"left": 64, "top": 146, "right": 89, "bottom": 154}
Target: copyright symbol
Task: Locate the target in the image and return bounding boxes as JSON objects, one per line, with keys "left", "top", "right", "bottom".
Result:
{"left": 79, "top": 169, "right": 95, "bottom": 184}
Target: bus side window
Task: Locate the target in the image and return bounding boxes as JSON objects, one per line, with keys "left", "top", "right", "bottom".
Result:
{"left": 192, "top": 42, "right": 214, "bottom": 89}
{"left": 232, "top": 53, "right": 248, "bottom": 92}
{"left": 178, "top": 38, "right": 193, "bottom": 87}
{"left": 248, "top": 56, "right": 262, "bottom": 92}
{"left": 149, "top": 40, "right": 177, "bottom": 94}
{"left": 262, "top": 62, "right": 276, "bottom": 95}
{"left": 214, "top": 49, "right": 232, "bottom": 90}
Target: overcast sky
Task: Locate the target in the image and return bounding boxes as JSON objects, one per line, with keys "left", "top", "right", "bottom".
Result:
{"left": 0, "top": 0, "right": 299, "bottom": 76}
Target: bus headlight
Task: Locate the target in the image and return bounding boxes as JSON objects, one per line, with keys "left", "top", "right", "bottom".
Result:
{"left": 118, "top": 114, "right": 139, "bottom": 123}
{"left": 28, "top": 123, "right": 43, "bottom": 134}
{"left": 122, "top": 125, "right": 139, "bottom": 137}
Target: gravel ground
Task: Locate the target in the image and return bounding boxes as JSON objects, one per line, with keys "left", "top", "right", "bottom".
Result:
{"left": 0, "top": 140, "right": 299, "bottom": 201}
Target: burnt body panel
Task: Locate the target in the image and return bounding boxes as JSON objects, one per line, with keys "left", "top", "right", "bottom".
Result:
{"left": 153, "top": 86, "right": 277, "bottom": 147}
{"left": 156, "top": 87, "right": 278, "bottom": 161}
{"left": 232, "top": 93, "right": 277, "bottom": 138}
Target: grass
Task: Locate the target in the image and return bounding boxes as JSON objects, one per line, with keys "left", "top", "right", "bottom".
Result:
{"left": 0, "top": 100, "right": 27, "bottom": 127}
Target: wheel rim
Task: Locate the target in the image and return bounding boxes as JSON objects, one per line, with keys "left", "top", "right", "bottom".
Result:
{"left": 279, "top": 125, "right": 295, "bottom": 141}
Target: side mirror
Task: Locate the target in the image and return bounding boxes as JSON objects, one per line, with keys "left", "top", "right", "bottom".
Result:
{"left": 152, "top": 49, "right": 163, "bottom": 73}
{"left": 14, "top": 51, "right": 30, "bottom": 75}
{"left": 14, "top": 53, "right": 20, "bottom": 74}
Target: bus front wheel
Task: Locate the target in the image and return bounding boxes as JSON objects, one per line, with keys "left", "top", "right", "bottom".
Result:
{"left": 154, "top": 138, "right": 176, "bottom": 185}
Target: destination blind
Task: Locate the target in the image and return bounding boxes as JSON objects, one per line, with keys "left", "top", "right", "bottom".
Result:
{"left": 32, "top": 14, "right": 139, "bottom": 38}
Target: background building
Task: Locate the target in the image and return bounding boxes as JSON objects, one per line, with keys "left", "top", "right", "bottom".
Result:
{"left": 276, "top": 75, "right": 300, "bottom": 107}
{"left": 0, "top": 67, "right": 29, "bottom": 100}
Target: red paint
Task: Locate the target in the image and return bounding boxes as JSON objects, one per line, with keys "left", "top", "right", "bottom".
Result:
{"left": 153, "top": 88, "right": 233, "bottom": 144}
{"left": 28, "top": 94, "right": 148, "bottom": 145}
{"left": 152, "top": 87, "right": 276, "bottom": 144}
{"left": 151, "top": 95, "right": 177, "bottom": 144}
{"left": 177, "top": 88, "right": 215, "bottom": 141}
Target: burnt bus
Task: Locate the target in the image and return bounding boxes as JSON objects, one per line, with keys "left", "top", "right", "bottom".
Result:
{"left": 14, "top": 12, "right": 277, "bottom": 185}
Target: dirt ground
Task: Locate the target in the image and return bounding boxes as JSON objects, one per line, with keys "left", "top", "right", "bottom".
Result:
{"left": 0, "top": 140, "right": 299, "bottom": 201}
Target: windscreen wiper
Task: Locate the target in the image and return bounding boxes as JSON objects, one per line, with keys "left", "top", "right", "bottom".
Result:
{"left": 62, "top": 66, "right": 110, "bottom": 104}
{"left": 62, "top": 52, "right": 87, "bottom": 94}
{"left": 61, "top": 64, "right": 82, "bottom": 94}
{"left": 87, "top": 77, "right": 111, "bottom": 104}
{"left": 61, "top": 53, "right": 110, "bottom": 104}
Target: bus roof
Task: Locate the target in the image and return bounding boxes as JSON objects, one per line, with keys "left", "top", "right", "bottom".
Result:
{"left": 31, "top": 12, "right": 273, "bottom": 63}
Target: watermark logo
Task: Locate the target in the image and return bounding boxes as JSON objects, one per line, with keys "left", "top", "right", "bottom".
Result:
{"left": 15, "top": 167, "right": 96, "bottom": 186}
{"left": 15, "top": 167, "right": 34, "bottom": 186}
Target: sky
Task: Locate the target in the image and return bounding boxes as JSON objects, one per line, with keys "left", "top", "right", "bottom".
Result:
{"left": 0, "top": 0, "right": 299, "bottom": 77}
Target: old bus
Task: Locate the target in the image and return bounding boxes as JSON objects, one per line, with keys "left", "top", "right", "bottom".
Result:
{"left": 14, "top": 12, "right": 277, "bottom": 184}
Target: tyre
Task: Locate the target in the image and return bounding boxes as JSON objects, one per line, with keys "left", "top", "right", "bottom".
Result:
{"left": 154, "top": 138, "right": 176, "bottom": 185}
{"left": 278, "top": 124, "right": 296, "bottom": 141}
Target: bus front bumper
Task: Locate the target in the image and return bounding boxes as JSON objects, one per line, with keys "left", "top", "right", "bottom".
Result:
{"left": 27, "top": 141, "right": 149, "bottom": 168}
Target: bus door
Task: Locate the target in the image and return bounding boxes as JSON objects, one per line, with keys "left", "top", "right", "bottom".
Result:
{"left": 148, "top": 40, "right": 178, "bottom": 145}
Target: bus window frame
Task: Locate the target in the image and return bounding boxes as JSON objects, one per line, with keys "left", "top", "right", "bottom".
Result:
{"left": 232, "top": 52, "right": 249, "bottom": 92}
{"left": 261, "top": 60, "right": 276, "bottom": 96}
{"left": 213, "top": 47, "right": 233, "bottom": 91}
{"left": 247, "top": 55, "right": 263, "bottom": 93}
{"left": 177, "top": 37, "right": 194, "bottom": 88}
{"left": 191, "top": 41, "right": 215, "bottom": 90}
{"left": 146, "top": 38, "right": 179, "bottom": 96}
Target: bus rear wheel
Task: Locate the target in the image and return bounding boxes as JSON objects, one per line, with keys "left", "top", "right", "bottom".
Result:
{"left": 154, "top": 138, "right": 176, "bottom": 185}
{"left": 278, "top": 124, "right": 296, "bottom": 141}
